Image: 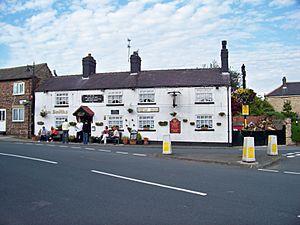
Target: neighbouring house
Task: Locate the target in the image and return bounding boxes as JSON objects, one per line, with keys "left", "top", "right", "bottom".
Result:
{"left": 265, "top": 77, "right": 300, "bottom": 115}
{"left": 34, "top": 41, "right": 232, "bottom": 145}
{"left": 0, "top": 64, "right": 52, "bottom": 138}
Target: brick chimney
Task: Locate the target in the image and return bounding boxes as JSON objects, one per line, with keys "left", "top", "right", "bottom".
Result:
{"left": 130, "top": 51, "right": 141, "bottom": 74}
{"left": 82, "top": 53, "right": 96, "bottom": 79}
{"left": 220, "top": 40, "right": 229, "bottom": 74}
{"left": 282, "top": 76, "right": 287, "bottom": 95}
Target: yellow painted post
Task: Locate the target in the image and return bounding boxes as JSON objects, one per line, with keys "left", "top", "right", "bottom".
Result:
{"left": 267, "top": 135, "right": 278, "bottom": 156}
{"left": 162, "top": 135, "right": 172, "bottom": 155}
{"left": 242, "top": 137, "right": 256, "bottom": 162}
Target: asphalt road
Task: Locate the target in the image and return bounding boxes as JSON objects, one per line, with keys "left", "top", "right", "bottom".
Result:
{"left": 0, "top": 142, "right": 299, "bottom": 225}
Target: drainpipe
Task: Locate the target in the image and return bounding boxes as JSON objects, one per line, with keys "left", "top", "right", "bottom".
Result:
{"left": 227, "top": 85, "right": 231, "bottom": 146}
{"left": 30, "top": 63, "right": 35, "bottom": 137}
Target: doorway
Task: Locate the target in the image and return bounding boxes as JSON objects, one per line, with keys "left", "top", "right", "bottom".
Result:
{"left": 0, "top": 109, "right": 6, "bottom": 134}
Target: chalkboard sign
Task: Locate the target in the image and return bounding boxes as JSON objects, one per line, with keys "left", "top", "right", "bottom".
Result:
{"left": 82, "top": 95, "right": 103, "bottom": 103}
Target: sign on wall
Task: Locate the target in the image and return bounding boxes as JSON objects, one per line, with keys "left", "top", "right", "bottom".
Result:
{"left": 170, "top": 118, "right": 181, "bottom": 134}
{"left": 82, "top": 95, "right": 104, "bottom": 103}
{"left": 137, "top": 107, "right": 159, "bottom": 113}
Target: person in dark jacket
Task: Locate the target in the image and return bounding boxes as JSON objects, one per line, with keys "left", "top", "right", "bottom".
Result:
{"left": 82, "top": 121, "right": 91, "bottom": 144}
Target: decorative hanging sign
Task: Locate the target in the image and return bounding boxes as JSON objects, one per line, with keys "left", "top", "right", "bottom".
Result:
{"left": 170, "top": 118, "right": 181, "bottom": 134}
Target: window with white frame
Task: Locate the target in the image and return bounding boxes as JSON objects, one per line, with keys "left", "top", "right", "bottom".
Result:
{"left": 139, "top": 89, "right": 155, "bottom": 103}
{"left": 195, "top": 88, "right": 213, "bottom": 103}
{"left": 138, "top": 115, "right": 155, "bottom": 129}
{"left": 55, "top": 116, "right": 67, "bottom": 128}
{"left": 12, "top": 108, "right": 24, "bottom": 122}
{"left": 107, "top": 91, "right": 123, "bottom": 104}
{"left": 196, "top": 115, "right": 213, "bottom": 129}
{"left": 108, "top": 115, "right": 123, "bottom": 129}
{"left": 55, "top": 92, "right": 69, "bottom": 106}
{"left": 13, "top": 82, "right": 25, "bottom": 95}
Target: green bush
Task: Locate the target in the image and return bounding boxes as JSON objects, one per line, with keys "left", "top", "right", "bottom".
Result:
{"left": 292, "top": 122, "right": 300, "bottom": 142}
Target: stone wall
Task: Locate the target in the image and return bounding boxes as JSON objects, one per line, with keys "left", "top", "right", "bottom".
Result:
{"left": 266, "top": 96, "right": 300, "bottom": 114}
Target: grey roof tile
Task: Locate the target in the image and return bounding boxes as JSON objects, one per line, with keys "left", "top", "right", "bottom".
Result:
{"left": 36, "top": 68, "right": 230, "bottom": 92}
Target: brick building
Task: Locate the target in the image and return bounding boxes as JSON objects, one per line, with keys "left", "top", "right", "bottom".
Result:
{"left": 0, "top": 64, "right": 52, "bottom": 138}
{"left": 265, "top": 77, "right": 300, "bottom": 115}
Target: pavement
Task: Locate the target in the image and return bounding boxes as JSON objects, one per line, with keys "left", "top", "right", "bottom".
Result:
{"left": 1, "top": 135, "right": 299, "bottom": 169}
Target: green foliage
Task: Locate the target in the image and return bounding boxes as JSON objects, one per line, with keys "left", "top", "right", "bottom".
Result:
{"left": 137, "top": 133, "right": 143, "bottom": 141}
{"left": 249, "top": 96, "right": 275, "bottom": 115}
{"left": 229, "top": 69, "right": 241, "bottom": 90}
{"left": 292, "top": 122, "right": 300, "bottom": 142}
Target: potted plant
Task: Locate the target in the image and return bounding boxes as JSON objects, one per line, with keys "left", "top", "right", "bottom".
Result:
{"left": 190, "top": 122, "right": 195, "bottom": 126}
{"left": 183, "top": 119, "right": 188, "bottom": 123}
{"left": 137, "top": 133, "right": 143, "bottom": 144}
{"left": 95, "top": 122, "right": 104, "bottom": 126}
{"left": 219, "top": 112, "right": 226, "bottom": 117}
{"left": 40, "top": 110, "right": 47, "bottom": 117}
{"left": 127, "top": 108, "right": 134, "bottom": 113}
{"left": 158, "top": 121, "right": 168, "bottom": 126}
{"left": 144, "top": 137, "right": 149, "bottom": 145}
{"left": 37, "top": 121, "right": 44, "bottom": 125}
{"left": 130, "top": 138, "right": 137, "bottom": 145}
{"left": 122, "top": 136, "right": 129, "bottom": 144}
{"left": 170, "top": 112, "right": 177, "bottom": 117}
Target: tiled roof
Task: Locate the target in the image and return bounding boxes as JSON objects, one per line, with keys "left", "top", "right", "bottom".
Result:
{"left": 0, "top": 63, "right": 49, "bottom": 81}
{"left": 266, "top": 82, "right": 300, "bottom": 97}
{"left": 35, "top": 68, "right": 229, "bottom": 92}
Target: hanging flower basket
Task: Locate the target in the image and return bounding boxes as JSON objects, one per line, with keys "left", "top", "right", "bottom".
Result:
{"left": 37, "top": 121, "right": 44, "bottom": 125}
{"left": 40, "top": 110, "right": 47, "bottom": 117}
{"left": 219, "top": 112, "right": 226, "bottom": 117}
{"left": 158, "top": 121, "right": 168, "bottom": 126}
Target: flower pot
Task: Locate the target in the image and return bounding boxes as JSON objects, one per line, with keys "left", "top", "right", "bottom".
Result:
{"left": 122, "top": 138, "right": 129, "bottom": 144}
{"left": 130, "top": 139, "right": 137, "bottom": 145}
{"left": 144, "top": 138, "right": 149, "bottom": 145}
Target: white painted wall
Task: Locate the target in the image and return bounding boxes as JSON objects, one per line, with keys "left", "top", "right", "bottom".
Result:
{"left": 35, "top": 86, "right": 232, "bottom": 144}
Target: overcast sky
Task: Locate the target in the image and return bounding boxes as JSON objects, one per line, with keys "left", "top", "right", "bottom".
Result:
{"left": 0, "top": 0, "right": 299, "bottom": 96}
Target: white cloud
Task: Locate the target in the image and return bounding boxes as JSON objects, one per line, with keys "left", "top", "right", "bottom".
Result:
{"left": 269, "top": 0, "right": 296, "bottom": 7}
{"left": 0, "top": 0, "right": 299, "bottom": 97}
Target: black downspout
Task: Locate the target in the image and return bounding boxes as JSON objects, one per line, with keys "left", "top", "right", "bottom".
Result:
{"left": 227, "top": 85, "right": 231, "bottom": 146}
{"left": 31, "top": 63, "right": 35, "bottom": 137}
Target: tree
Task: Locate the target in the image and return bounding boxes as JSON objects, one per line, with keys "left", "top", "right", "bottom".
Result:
{"left": 229, "top": 69, "right": 241, "bottom": 90}
{"left": 282, "top": 100, "right": 297, "bottom": 120}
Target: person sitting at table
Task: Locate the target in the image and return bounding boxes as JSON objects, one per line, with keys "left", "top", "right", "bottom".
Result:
{"left": 49, "top": 126, "right": 58, "bottom": 142}
{"left": 101, "top": 126, "right": 110, "bottom": 144}
{"left": 112, "top": 126, "right": 120, "bottom": 144}
{"left": 38, "top": 126, "right": 49, "bottom": 142}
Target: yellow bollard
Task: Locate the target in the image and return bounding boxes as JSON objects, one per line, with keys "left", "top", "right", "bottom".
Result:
{"left": 242, "top": 137, "right": 256, "bottom": 162}
{"left": 267, "top": 135, "right": 278, "bottom": 156}
{"left": 162, "top": 135, "right": 172, "bottom": 155}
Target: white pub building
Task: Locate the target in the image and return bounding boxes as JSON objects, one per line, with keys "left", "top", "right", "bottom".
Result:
{"left": 35, "top": 41, "right": 232, "bottom": 145}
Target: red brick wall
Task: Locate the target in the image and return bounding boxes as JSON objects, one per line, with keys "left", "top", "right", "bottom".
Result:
{"left": 0, "top": 79, "right": 32, "bottom": 137}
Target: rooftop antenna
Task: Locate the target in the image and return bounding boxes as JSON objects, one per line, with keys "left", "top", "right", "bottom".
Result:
{"left": 127, "top": 38, "right": 131, "bottom": 62}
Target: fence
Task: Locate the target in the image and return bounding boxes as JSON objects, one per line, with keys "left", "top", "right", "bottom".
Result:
{"left": 232, "top": 126, "right": 286, "bottom": 146}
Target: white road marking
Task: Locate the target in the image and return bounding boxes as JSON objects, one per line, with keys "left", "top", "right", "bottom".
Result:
{"left": 59, "top": 145, "right": 68, "bottom": 148}
{"left": 71, "top": 146, "right": 81, "bottom": 149}
{"left": 296, "top": 154, "right": 300, "bottom": 156}
{"left": 286, "top": 153, "right": 295, "bottom": 155}
{"left": 133, "top": 153, "right": 147, "bottom": 157}
{"left": 258, "top": 169, "right": 279, "bottom": 173}
{"left": 0, "top": 153, "right": 58, "bottom": 164}
{"left": 283, "top": 171, "right": 300, "bottom": 175}
{"left": 91, "top": 170, "right": 207, "bottom": 197}
{"left": 116, "top": 151, "right": 128, "bottom": 155}
{"left": 47, "top": 144, "right": 55, "bottom": 147}
{"left": 15, "top": 142, "right": 24, "bottom": 144}
{"left": 97, "top": 149, "right": 111, "bottom": 153}
{"left": 297, "top": 215, "right": 300, "bottom": 218}
{"left": 35, "top": 144, "right": 44, "bottom": 146}
{"left": 294, "top": 152, "right": 300, "bottom": 154}
{"left": 25, "top": 143, "right": 33, "bottom": 145}
{"left": 287, "top": 155, "right": 296, "bottom": 158}
{"left": 85, "top": 147, "right": 95, "bottom": 151}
